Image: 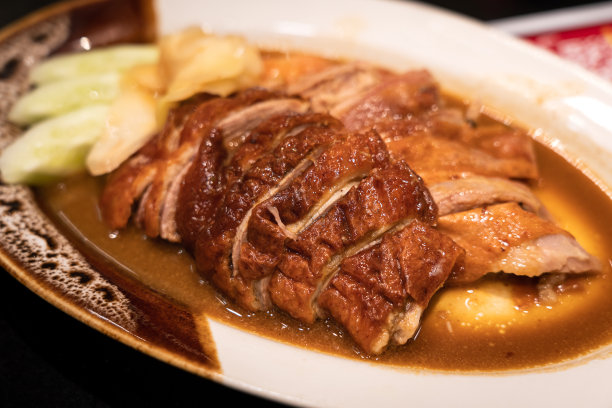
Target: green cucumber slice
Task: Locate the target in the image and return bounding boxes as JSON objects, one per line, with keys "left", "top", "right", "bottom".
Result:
{"left": 29, "top": 44, "right": 159, "bottom": 85}
{"left": 0, "top": 104, "right": 109, "bottom": 184}
{"left": 8, "top": 73, "right": 120, "bottom": 126}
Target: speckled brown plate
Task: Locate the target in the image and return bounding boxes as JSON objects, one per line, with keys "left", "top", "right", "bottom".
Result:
{"left": 0, "top": 0, "right": 225, "bottom": 393}
{"left": 2, "top": 1, "right": 612, "bottom": 407}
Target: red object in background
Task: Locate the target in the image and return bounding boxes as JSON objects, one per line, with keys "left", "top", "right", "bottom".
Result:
{"left": 525, "top": 24, "right": 612, "bottom": 80}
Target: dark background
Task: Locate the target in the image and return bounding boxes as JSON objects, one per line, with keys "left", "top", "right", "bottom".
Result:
{"left": 1, "top": 0, "right": 608, "bottom": 28}
{"left": 0, "top": 1, "right": 604, "bottom": 407}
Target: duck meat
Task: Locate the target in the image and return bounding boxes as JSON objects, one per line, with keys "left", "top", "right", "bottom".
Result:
{"left": 318, "top": 220, "right": 464, "bottom": 354}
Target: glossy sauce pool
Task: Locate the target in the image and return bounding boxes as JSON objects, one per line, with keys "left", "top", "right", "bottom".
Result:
{"left": 36, "top": 136, "right": 612, "bottom": 372}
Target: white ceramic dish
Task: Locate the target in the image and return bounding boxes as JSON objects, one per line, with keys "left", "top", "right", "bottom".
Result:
{"left": 156, "top": 1, "right": 612, "bottom": 406}
{"left": 2, "top": 1, "right": 612, "bottom": 407}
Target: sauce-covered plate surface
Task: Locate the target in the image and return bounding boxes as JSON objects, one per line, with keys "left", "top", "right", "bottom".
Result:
{"left": 1, "top": 0, "right": 611, "bottom": 407}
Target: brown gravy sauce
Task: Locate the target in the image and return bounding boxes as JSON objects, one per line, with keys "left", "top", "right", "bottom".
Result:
{"left": 35, "top": 98, "right": 612, "bottom": 372}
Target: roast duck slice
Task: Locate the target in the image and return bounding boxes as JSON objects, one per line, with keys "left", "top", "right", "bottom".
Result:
{"left": 100, "top": 65, "right": 601, "bottom": 354}
{"left": 288, "top": 63, "right": 600, "bottom": 284}
{"left": 318, "top": 220, "right": 463, "bottom": 354}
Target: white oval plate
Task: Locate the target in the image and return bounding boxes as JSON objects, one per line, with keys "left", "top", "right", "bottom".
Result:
{"left": 155, "top": 1, "right": 612, "bottom": 407}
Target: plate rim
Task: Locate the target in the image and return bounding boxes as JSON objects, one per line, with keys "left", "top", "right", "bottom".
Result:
{"left": 0, "top": 0, "right": 227, "bottom": 388}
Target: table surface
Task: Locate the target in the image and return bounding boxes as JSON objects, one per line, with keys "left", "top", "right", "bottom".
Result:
{"left": 0, "top": 1, "right": 606, "bottom": 407}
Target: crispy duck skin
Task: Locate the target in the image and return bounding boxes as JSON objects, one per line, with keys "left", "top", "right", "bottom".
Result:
{"left": 222, "top": 112, "right": 342, "bottom": 190}
{"left": 218, "top": 97, "right": 310, "bottom": 152}
{"left": 98, "top": 62, "right": 601, "bottom": 356}
{"left": 176, "top": 111, "right": 338, "bottom": 251}
{"left": 386, "top": 134, "right": 538, "bottom": 186}
{"left": 236, "top": 130, "right": 390, "bottom": 282}
{"left": 463, "top": 124, "right": 537, "bottom": 165}
{"left": 428, "top": 176, "right": 544, "bottom": 216}
{"left": 289, "top": 65, "right": 538, "bottom": 182}
{"left": 143, "top": 91, "right": 311, "bottom": 241}
{"left": 173, "top": 125, "right": 227, "bottom": 250}
{"left": 99, "top": 94, "right": 212, "bottom": 230}
{"left": 338, "top": 73, "right": 538, "bottom": 182}
{"left": 193, "top": 113, "right": 345, "bottom": 310}
{"left": 145, "top": 91, "right": 282, "bottom": 240}
{"left": 101, "top": 89, "right": 284, "bottom": 238}
{"left": 286, "top": 61, "right": 393, "bottom": 114}
{"left": 334, "top": 69, "right": 440, "bottom": 138}
{"left": 438, "top": 202, "right": 601, "bottom": 284}
{"left": 268, "top": 162, "right": 438, "bottom": 323}
{"left": 318, "top": 220, "right": 464, "bottom": 354}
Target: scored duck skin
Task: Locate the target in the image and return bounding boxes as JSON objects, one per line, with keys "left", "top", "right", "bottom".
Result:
{"left": 236, "top": 130, "right": 389, "bottom": 282}
{"left": 333, "top": 69, "right": 440, "bottom": 139}
{"left": 438, "top": 202, "right": 601, "bottom": 284}
{"left": 428, "top": 176, "right": 544, "bottom": 216}
{"left": 288, "top": 64, "right": 601, "bottom": 286}
{"left": 286, "top": 63, "right": 525, "bottom": 183}
{"left": 268, "top": 161, "right": 437, "bottom": 323}
{"left": 217, "top": 98, "right": 310, "bottom": 152}
{"left": 100, "top": 94, "right": 212, "bottom": 231}
{"left": 176, "top": 111, "right": 338, "bottom": 251}
{"left": 221, "top": 112, "right": 342, "bottom": 193}
{"left": 318, "top": 220, "right": 464, "bottom": 355}
{"left": 286, "top": 61, "right": 394, "bottom": 114}
{"left": 194, "top": 113, "right": 346, "bottom": 310}
{"left": 173, "top": 124, "right": 227, "bottom": 250}
{"left": 101, "top": 88, "right": 290, "bottom": 239}
{"left": 147, "top": 91, "right": 282, "bottom": 239}
{"left": 172, "top": 98, "right": 312, "bottom": 245}
{"left": 288, "top": 64, "right": 538, "bottom": 182}
{"left": 385, "top": 131, "right": 538, "bottom": 185}
{"left": 98, "top": 64, "right": 601, "bottom": 356}
{"left": 143, "top": 92, "right": 311, "bottom": 241}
